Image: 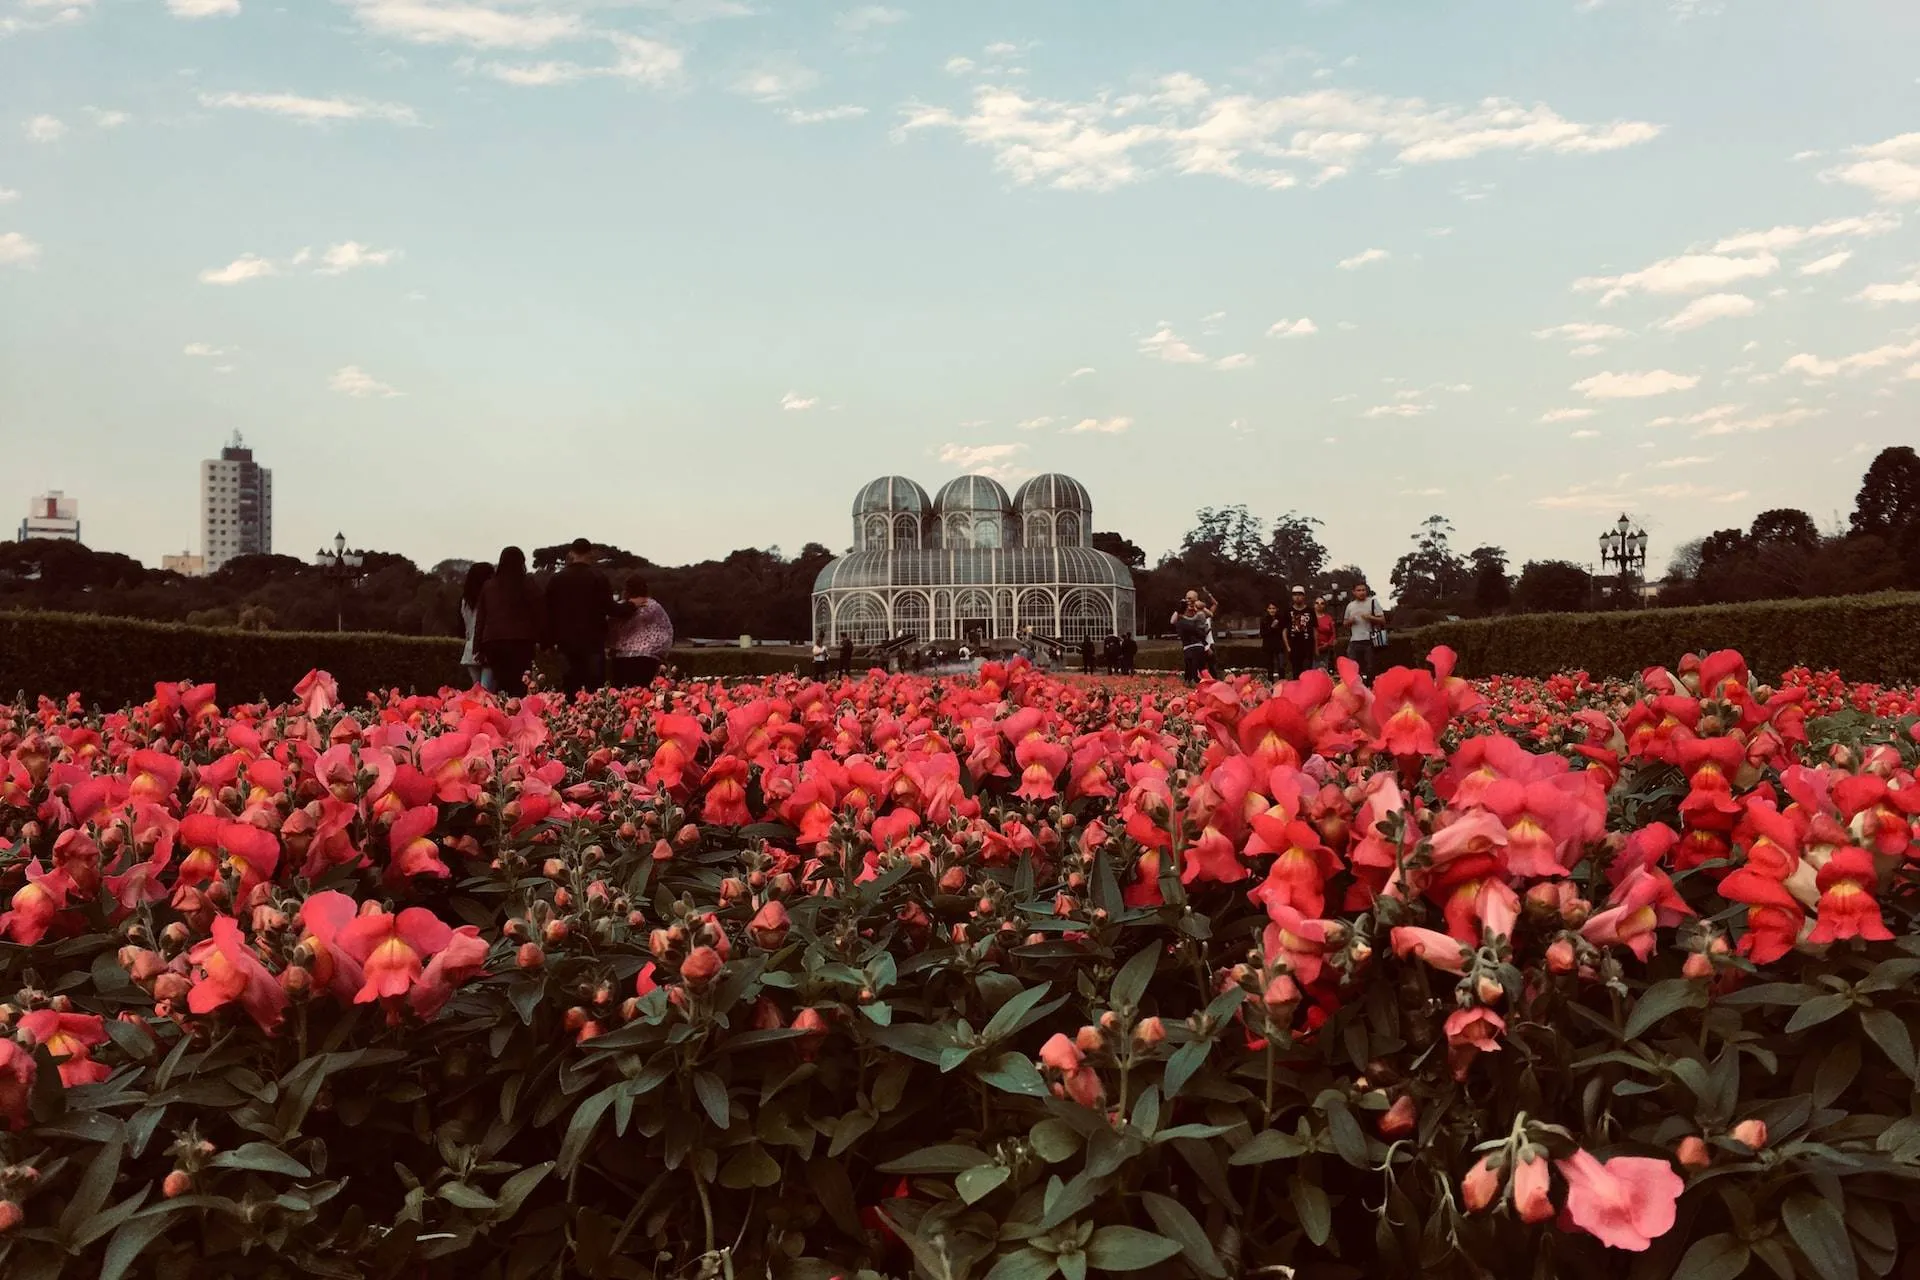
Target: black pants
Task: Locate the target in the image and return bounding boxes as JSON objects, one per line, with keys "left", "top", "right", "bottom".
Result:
{"left": 560, "top": 646, "right": 604, "bottom": 697}
{"left": 1287, "top": 641, "right": 1315, "bottom": 679}
{"left": 609, "top": 654, "right": 661, "bottom": 688}
{"left": 1181, "top": 645, "right": 1205, "bottom": 684}
{"left": 812, "top": 660, "right": 828, "bottom": 681}
{"left": 1262, "top": 645, "right": 1282, "bottom": 678}
{"left": 487, "top": 641, "right": 537, "bottom": 697}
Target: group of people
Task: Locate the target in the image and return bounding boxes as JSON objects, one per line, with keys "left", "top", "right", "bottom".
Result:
{"left": 809, "top": 635, "right": 858, "bottom": 680}
{"left": 1257, "top": 581, "right": 1389, "bottom": 681}
{"left": 459, "top": 539, "right": 675, "bottom": 697}
{"left": 1077, "top": 633, "right": 1143, "bottom": 675}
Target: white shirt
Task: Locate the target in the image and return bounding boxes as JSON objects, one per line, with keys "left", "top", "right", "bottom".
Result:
{"left": 1345, "top": 598, "right": 1383, "bottom": 642}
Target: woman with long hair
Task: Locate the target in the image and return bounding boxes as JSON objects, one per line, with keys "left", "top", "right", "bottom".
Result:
{"left": 474, "top": 546, "right": 544, "bottom": 697}
{"left": 459, "top": 561, "right": 495, "bottom": 689}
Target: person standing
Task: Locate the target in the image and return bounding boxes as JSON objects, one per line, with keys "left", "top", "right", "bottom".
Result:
{"left": 1173, "top": 601, "right": 1209, "bottom": 685}
{"left": 459, "top": 561, "right": 494, "bottom": 689}
{"left": 1081, "top": 636, "right": 1096, "bottom": 673}
{"left": 1313, "top": 597, "right": 1336, "bottom": 671}
{"left": 1258, "top": 602, "right": 1285, "bottom": 679}
{"left": 812, "top": 637, "right": 829, "bottom": 681}
{"left": 1344, "top": 582, "right": 1386, "bottom": 681}
{"left": 474, "top": 546, "right": 543, "bottom": 698}
{"left": 1285, "top": 587, "right": 1317, "bottom": 679}
{"left": 546, "top": 538, "right": 623, "bottom": 698}
{"left": 607, "top": 576, "right": 673, "bottom": 688}
{"left": 839, "top": 633, "right": 855, "bottom": 678}
{"left": 1121, "top": 633, "right": 1138, "bottom": 675}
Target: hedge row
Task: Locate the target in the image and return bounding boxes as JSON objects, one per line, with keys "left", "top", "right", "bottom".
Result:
{"left": 0, "top": 612, "right": 807, "bottom": 705}
{"left": 1409, "top": 592, "right": 1920, "bottom": 682}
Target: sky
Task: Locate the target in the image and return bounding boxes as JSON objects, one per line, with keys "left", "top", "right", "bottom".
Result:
{"left": 3, "top": 0, "right": 1918, "bottom": 590}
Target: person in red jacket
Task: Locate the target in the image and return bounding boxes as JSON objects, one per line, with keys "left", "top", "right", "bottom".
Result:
{"left": 1313, "top": 597, "right": 1336, "bottom": 671}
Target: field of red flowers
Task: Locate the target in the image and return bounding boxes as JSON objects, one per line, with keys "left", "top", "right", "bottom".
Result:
{"left": 0, "top": 650, "right": 1917, "bottom": 1280}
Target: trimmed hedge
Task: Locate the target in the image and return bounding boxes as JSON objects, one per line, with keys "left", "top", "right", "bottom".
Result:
{"left": 0, "top": 612, "right": 821, "bottom": 706}
{"left": 1409, "top": 592, "right": 1920, "bottom": 682}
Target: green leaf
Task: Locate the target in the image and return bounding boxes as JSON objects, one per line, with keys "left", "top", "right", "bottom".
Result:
{"left": 976, "top": 1052, "right": 1051, "bottom": 1099}
{"left": 557, "top": 1083, "right": 618, "bottom": 1176}
{"left": 982, "top": 983, "right": 1062, "bottom": 1045}
{"left": 694, "top": 1071, "right": 731, "bottom": 1129}
{"left": 878, "top": 1145, "right": 993, "bottom": 1174}
{"left": 1139, "top": 1191, "right": 1225, "bottom": 1280}
{"left": 1323, "top": 1100, "right": 1369, "bottom": 1167}
{"left": 1857, "top": 957, "right": 1920, "bottom": 994}
{"left": 1030, "top": 1119, "right": 1083, "bottom": 1164}
{"left": 1131, "top": 1085, "right": 1161, "bottom": 1139}
{"left": 208, "top": 1142, "right": 311, "bottom": 1178}
{"left": 717, "top": 1145, "right": 783, "bottom": 1190}
{"left": 491, "top": 1161, "right": 553, "bottom": 1219}
{"left": 1110, "top": 947, "right": 1159, "bottom": 1012}
{"left": 1813, "top": 1038, "right": 1861, "bottom": 1109}
{"left": 439, "top": 1182, "right": 499, "bottom": 1211}
{"left": 68, "top": 1188, "right": 151, "bottom": 1251}
{"left": 58, "top": 1133, "right": 124, "bottom": 1241}
{"left": 1162, "top": 1039, "right": 1208, "bottom": 1099}
{"left": 985, "top": 1248, "right": 1059, "bottom": 1280}
{"left": 99, "top": 1210, "right": 178, "bottom": 1280}
{"left": 1673, "top": 1233, "right": 1753, "bottom": 1280}
{"left": 1291, "top": 1175, "right": 1332, "bottom": 1248}
{"left": 1230, "top": 1128, "right": 1309, "bottom": 1165}
{"left": 1859, "top": 1009, "right": 1917, "bottom": 1082}
{"left": 957, "top": 1164, "right": 1011, "bottom": 1205}
{"left": 1717, "top": 982, "right": 1822, "bottom": 1008}
{"left": 1782, "top": 1191, "right": 1857, "bottom": 1280}
{"left": 1084, "top": 1226, "right": 1182, "bottom": 1272}
{"left": 1786, "top": 995, "right": 1854, "bottom": 1036}
{"left": 1623, "top": 978, "right": 1708, "bottom": 1041}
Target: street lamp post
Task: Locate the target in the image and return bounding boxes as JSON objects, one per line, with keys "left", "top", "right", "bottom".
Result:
{"left": 319, "top": 532, "right": 365, "bottom": 632}
{"left": 1597, "top": 513, "right": 1648, "bottom": 610}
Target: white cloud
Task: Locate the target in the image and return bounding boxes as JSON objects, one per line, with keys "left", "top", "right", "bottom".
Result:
{"left": 346, "top": 0, "right": 584, "bottom": 49}
{"left": 1854, "top": 279, "right": 1920, "bottom": 304}
{"left": 779, "top": 391, "right": 818, "bottom": 411}
{"left": 0, "top": 189, "right": 16, "bottom": 204}
{"left": 1574, "top": 252, "right": 1776, "bottom": 304}
{"left": 315, "top": 241, "right": 400, "bottom": 275}
{"left": 943, "top": 56, "right": 975, "bottom": 75}
{"left": 608, "top": 35, "right": 684, "bottom": 85}
{"left": 835, "top": 5, "right": 903, "bottom": 32}
{"left": 198, "top": 253, "right": 277, "bottom": 285}
{"left": 1799, "top": 250, "right": 1852, "bottom": 276}
{"left": 1693, "top": 407, "right": 1819, "bottom": 436}
{"left": 1017, "top": 416, "right": 1054, "bottom": 431}
{"left": 1363, "top": 402, "right": 1432, "bottom": 418}
{"left": 24, "top": 115, "right": 65, "bottom": 143}
{"left": 938, "top": 442, "right": 1026, "bottom": 467}
{"left": 1068, "top": 366, "right": 1096, "bottom": 378}
{"left": 1536, "top": 321, "right": 1630, "bottom": 343}
{"left": 87, "top": 107, "right": 129, "bottom": 128}
{"left": 1648, "top": 404, "right": 1736, "bottom": 428}
{"left": 1065, "top": 416, "right": 1131, "bottom": 434}
{"left": 1658, "top": 292, "right": 1757, "bottom": 332}
{"left": 897, "top": 79, "right": 1660, "bottom": 193}
{"left": 1539, "top": 407, "right": 1596, "bottom": 423}
{"left": 1531, "top": 487, "right": 1632, "bottom": 511}
{"left": 1711, "top": 212, "right": 1898, "bottom": 254}
{"left": 1569, "top": 344, "right": 1606, "bottom": 357}
{"left": 1573, "top": 369, "right": 1700, "bottom": 399}
{"left": 168, "top": 0, "right": 240, "bottom": 15}
{"left": 482, "top": 61, "right": 590, "bottom": 86}
{"left": 1782, "top": 338, "right": 1920, "bottom": 380}
{"left": 200, "top": 91, "right": 418, "bottom": 123}
{"left": 1338, "top": 247, "right": 1389, "bottom": 269}
{"left": 0, "top": 231, "right": 40, "bottom": 267}
{"left": 330, "top": 365, "right": 404, "bottom": 398}
{"left": 1139, "top": 325, "right": 1208, "bottom": 364}
{"left": 732, "top": 64, "right": 820, "bottom": 103}
{"left": 1824, "top": 133, "right": 1920, "bottom": 205}
{"left": 1214, "top": 352, "right": 1254, "bottom": 370}
{"left": 784, "top": 104, "right": 867, "bottom": 124}
{"left": 183, "top": 342, "right": 230, "bottom": 357}
{"left": 1569, "top": 429, "right": 1600, "bottom": 439}
{"left": 1650, "top": 455, "right": 1713, "bottom": 468}
{"left": 1266, "top": 317, "right": 1317, "bottom": 337}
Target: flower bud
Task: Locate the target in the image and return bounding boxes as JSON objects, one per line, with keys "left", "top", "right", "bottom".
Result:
{"left": 1475, "top": 975, "right": 1503, "bottom": 1005}
{"left": 1132, "top": 1016, "right": 1166, "bottom": 1048}
{"left": 1731, "top": 1119, "right": 1768, "bottom": 1151}
{"left": 748, "top": 901, "right": 791, "bottom": 950}
{"left": 1682, "top": 951, "right": 1713, "bottom": 980}
{"left": 1378, "top": 1095, "right": 1417, "bottom": 1139}
{"left": 152, "top": 973, "right": 191, "bottom": 1003}
{"left": 1461, "top": 1156, "right": 1500, "bottom": 1213}
{"left": 162, "top": 1171, "right": 192, "bottom": 1199}
{"left": 1676, "top": 1136, "right": 1710, "bottom": 1170}
{"left": 1546, "top": 938, "right": 1576, "bottom": 974}
{"left": 278, "top": 965, "right": 311, "bottom": 996}
{"left": 1512, "top": 1154, "right": 1553, "bottom": 1223}
{"left": 1075, "top": 1025, "right": 1105, "bottom": 1054}
{"left": 516, "top": 943, "right": 545, "bottom": 971}
{"left": 543, "top": 919, "right": 569, "bottom": 945}
{"left": 680, "top": 945, "right": 722, "bottom": 988}
{"left": 0, "top": 1200, "right": 20, "bottom": 1233}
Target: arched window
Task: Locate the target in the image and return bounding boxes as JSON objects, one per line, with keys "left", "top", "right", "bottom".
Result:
{"left": 973, "top": 516, "right": 1003, "bottom": 549}
{"left": 836, "top": 592, "right": 889, "bottom": 645}
{"left": 1018, "top": 590, "right": 1056, "bottom": 638}
{"left": 1055, "top": 513, "right": 1081, "bottom": 547}
{"left": 813, "top": 597, "right": 832, "bottom": 645}
{"left": 893, "top": 513, "right": 919, "bottom": 549}
{"left": 954, "top": 589, "right": 993, "bottom": 644}
{"left": 944, "top": 513, "right": 972, "bottom": 549}
{"left": 892, "top": 592, "right": 930, "bottom": 641}
{"left": 1025, "top": 513, "right": 1054, "bottom": 549}
{"left": 863, "top": 515, "right": 890, "bottom": 550}
{"left": 1060, "top": 589, "right": 1110, "bottom": 642}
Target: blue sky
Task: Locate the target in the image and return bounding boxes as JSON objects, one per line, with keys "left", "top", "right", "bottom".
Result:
{"left": 3, "top": 0, "right": 1918, "bottom": 589}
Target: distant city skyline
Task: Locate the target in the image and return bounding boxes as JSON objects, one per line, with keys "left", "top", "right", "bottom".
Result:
{"left": 3, "top": 0, "right": 1916, "bottom": 585}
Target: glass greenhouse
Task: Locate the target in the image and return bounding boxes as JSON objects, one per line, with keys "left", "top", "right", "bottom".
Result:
{"left": 811, "top": 473, "right": 1139, "bottom": 646}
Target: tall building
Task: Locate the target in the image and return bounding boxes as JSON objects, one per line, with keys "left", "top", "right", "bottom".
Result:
{"left": 201, "top": 433, "right": 272, "bottom": 572}
{"left": 19, "top": 491, "right": 81, "bottom": 543}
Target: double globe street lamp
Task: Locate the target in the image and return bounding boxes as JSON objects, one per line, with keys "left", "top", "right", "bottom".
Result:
{"left": 1597, "top": 513, "right": 1649, "bottom": 609}
{"left": 318, "top": 531, "right": 364, "bottom": 632}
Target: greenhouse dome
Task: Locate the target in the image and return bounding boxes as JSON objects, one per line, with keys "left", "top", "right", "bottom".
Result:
{"left": 812, "top": 473, "right": 1137, "bottom": 646}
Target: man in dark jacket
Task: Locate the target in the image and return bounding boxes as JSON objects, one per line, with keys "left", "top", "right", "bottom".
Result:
{"left": 838, "top": 634, "right": 855, "bottom": 678}
{"left": 545, "top": 538, "right": 624, "bottom": 697}
{"left": 1284, "top": 587, "right": 1317, "bottom": 679}
{"left": 1258, "top": 602, "right": 1285, "bottom": 679}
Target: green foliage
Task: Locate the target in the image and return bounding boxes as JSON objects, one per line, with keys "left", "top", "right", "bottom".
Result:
{"left": 1406, "top": 592, "right": 1920, "bottom": 681}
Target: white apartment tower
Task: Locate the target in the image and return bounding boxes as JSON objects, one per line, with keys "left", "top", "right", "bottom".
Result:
{"left": 201, "top": 433, "right": 273, "bottom": 572}
{"left": 20, "top": 491, "right": 81, "bottom": 543}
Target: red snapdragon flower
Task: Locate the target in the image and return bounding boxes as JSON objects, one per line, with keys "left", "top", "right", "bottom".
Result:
{"left": 0, "top": 860, "right": 70, "bottom": 945}
{"left": 1807, "top": 845, "right": 1892, "bottom": 944}
{"left": 1556, "top": 1149, "right": 1683, "bottom": 1251}
{"left": 18, "top": 1010, "right": 110, "bottom": 1086}
{"left": 187, "top": 916, "right": 289, "bottom": 1034}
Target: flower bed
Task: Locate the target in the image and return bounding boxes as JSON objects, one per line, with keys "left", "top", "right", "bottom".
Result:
{"left": 0, "top": 653, "right": 1916, "bottom": 1278}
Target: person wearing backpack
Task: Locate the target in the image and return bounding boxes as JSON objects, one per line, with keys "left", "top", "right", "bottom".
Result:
{"left": 1343, "top": 582, "right": 1386, "bottom": 682}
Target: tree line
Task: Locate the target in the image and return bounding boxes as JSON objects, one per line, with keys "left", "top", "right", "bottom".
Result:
{"left": 2, "top": 447, "right": 1914, "bottom": 640}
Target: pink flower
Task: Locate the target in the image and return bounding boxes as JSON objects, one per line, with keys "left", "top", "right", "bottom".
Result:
{"left": 1512, "top": 1153, "right": 1553, "bottom": 1223}
{"left": 1556, "top": 1149, "right": 1683, "bottom": 1251}
{"left": 294, "top": 669, "right": 340, "bottom": 718}
{"left": 187, "top": 916, "right": 290, "bottom": 1035}
{"left": 1391, "top": 926, "right": 1470, "bottom": 975}
{"left": 1443, "top": 1007, "right": 1506, "bottom": 1081}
